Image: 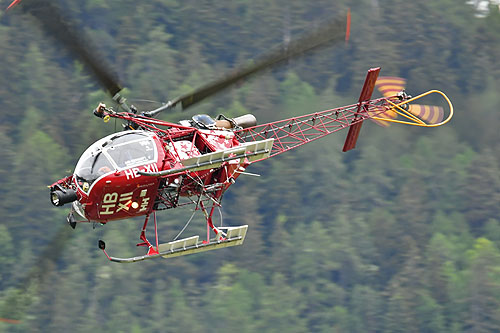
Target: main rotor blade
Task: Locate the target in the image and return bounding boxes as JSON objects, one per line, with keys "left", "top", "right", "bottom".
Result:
{"left": 170, "top": 12, "right": 349, "bottom": 111}
{"left": 11, "top": 0, "right": 122, "bottom": 97}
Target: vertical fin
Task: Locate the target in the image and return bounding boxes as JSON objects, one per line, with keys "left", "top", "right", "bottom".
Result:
{"left": 342, "top": 67, "right": 380, "bottom": 152}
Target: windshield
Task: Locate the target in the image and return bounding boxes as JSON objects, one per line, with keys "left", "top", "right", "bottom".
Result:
{"left": 74, "top": 131, "right": 157, "bottom": 191}
{"left": 75, "top": 150, "right": 113, "bottom": 187}
{"left": 106, "top": 136, "right": 156, "bottom": 168}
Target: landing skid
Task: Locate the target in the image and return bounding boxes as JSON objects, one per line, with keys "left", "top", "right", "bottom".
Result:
{"left": 99, "top": 181, "right": 244, "bottom": 263}
{"left": 99, "top": 225, "right": 248, "bottom": 263}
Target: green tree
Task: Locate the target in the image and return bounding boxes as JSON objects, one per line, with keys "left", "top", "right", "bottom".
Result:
{"left": 394, "top": 175, "right": 432, "bottom": 246}
{"left": 224, "top": 182, "right": 266, "bottom": 269}
{"left": 204, "top": 264, "right": 260, "bottom": 333}
{"left": 127, "top": 26, "right": 179, "bottom": 100}
{"left": 279, "top": 72, "right": 318, "bottom": 118}
{"left": 258, "top": 273, "right": 306, "bottom": 332}
{"left": 369, "top": 208, "right": 409, "bottom": 282}
{"left": 423, "top": 233, "right": 455, "bottom": 305}
{"left": 462, "top": 149, "right": 500, "bottom": 231}
{"left": 0, "top": 225, "right": 15, "bottom": 288}
{"left": 463, "top": 238, "right": 500, "bottom": 332}
{"left": 7, "top": 108, "right": 70, "bottom": 244}
{"left": 159, "top": 279, "right": 202, "bottom": 332}
{"left": 383, "top": 240, "right": 445, "bottom": 332}
{"left": 349, "top": 285, "right": 383, "bottom": 333}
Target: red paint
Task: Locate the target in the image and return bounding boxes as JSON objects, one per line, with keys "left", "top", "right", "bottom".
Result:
{"left": 49, "top": 68, "right": 406, "bottom": 260}
{"left": 0, "top": 318, "right": 21, "bottom": 324}
{"left": 5, "top": 0, "right": 22, "bottom": 12}
{"left": 342, "top": 67, "right": 380, "bottom": 151}
{"left": 345, "top": 8, "right": 351, "bottom": 44}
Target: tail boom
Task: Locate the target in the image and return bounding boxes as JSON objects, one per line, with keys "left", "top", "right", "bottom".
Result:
{"left": 234, "top": 68, "right": 452, "bottom": 158}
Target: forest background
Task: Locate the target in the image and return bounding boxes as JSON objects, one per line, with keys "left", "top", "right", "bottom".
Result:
{"left": 0, "top": 0, "right": 500, "bottom": 332}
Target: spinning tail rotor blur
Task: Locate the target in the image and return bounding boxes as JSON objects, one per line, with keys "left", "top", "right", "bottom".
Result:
{"left": 368, "top": 76, "right": 452, "bottom": 127}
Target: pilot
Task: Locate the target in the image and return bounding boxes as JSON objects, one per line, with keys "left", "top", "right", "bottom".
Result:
{"left": 98, "top": 165, "right": 113, "bottom": 174}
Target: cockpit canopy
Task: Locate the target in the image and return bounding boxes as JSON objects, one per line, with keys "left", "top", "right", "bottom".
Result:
{"left": 74, "top": 131, "right": 157, "bottom": 191}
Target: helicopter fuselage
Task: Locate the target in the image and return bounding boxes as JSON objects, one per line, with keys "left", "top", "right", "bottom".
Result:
{"left": 51, "top": 124, "right": 247, "bottom": 224}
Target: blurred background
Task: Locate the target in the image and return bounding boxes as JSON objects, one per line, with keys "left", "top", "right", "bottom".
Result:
{"left": 0, "top": 0, "right": 499, "bottom": 332}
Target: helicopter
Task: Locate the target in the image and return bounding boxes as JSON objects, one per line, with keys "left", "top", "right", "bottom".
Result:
{"left": 8, "top": 0, "right": 453, "bottom": 263}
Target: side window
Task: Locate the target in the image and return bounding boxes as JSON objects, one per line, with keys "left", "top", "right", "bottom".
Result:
{"left": 74, "top": 151, "right": 114, "bottom": 191}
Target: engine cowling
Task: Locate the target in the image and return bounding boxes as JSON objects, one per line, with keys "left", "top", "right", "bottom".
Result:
{"left": 215, "top": 114, "right": 257, "bottom": 129}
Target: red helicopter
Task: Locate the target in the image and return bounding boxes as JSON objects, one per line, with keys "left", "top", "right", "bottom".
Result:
{"left": 9, "top": 1, "right": 453, "bottom": 263}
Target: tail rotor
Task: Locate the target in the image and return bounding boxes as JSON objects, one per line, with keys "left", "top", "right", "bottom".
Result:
{"left": 369, "top": 76, "right": 447, "bottom": 127}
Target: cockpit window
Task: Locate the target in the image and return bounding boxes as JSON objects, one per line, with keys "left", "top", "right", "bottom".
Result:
{"left": 106, "top": 138, "right": 156, "bottom": 168}
{"left": 107, "top": 133, "right": 147, "bottom": 145}
{"left": 74, "top": 131, "right": 157, "bottom": 191}
{"left": 75, "top": 151, "right": 113, "bottom": 189}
